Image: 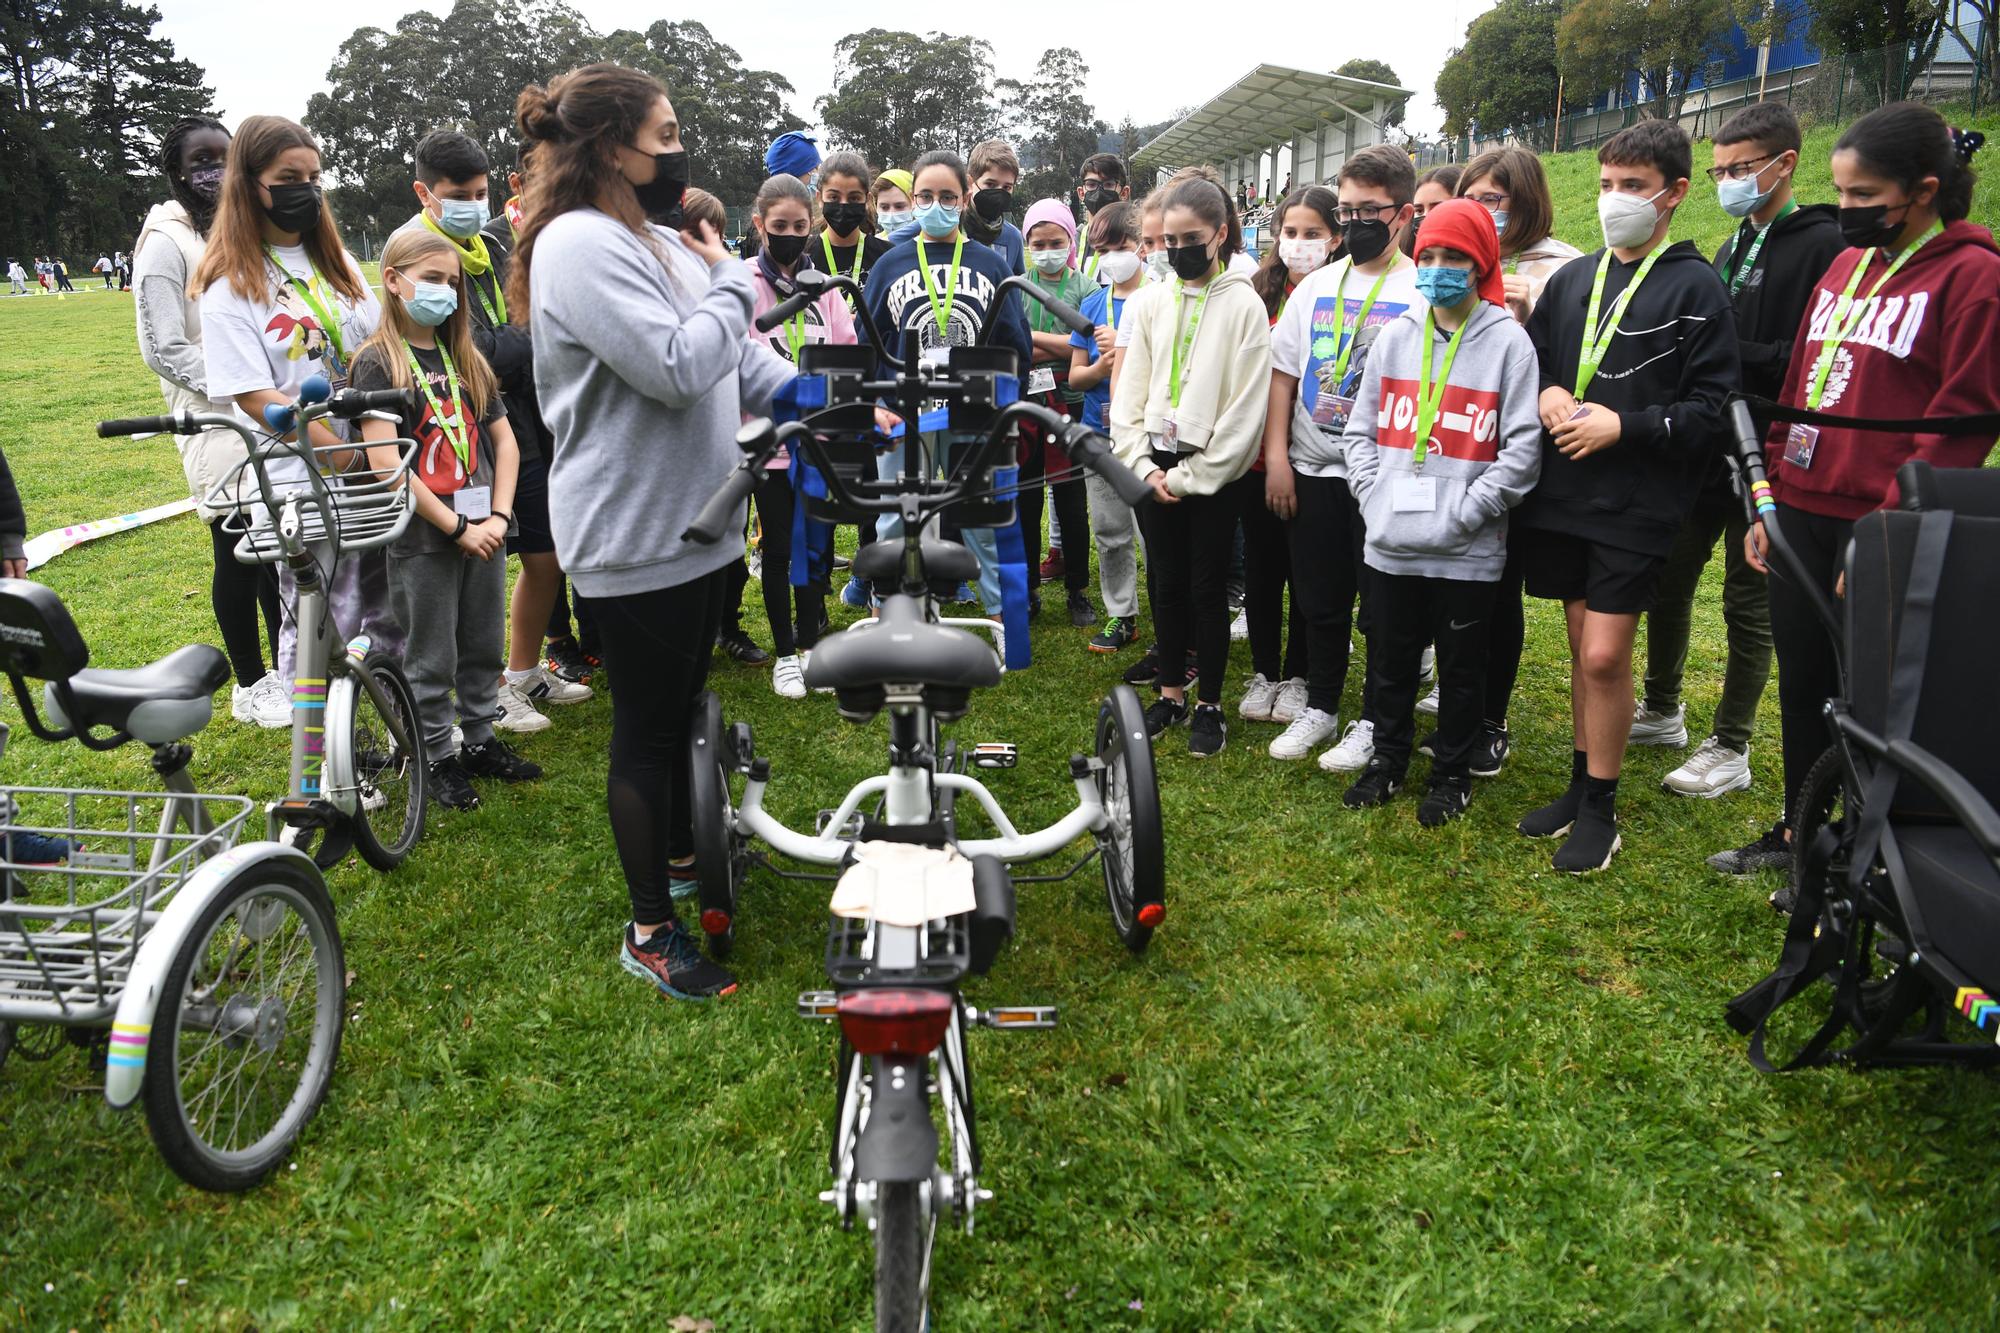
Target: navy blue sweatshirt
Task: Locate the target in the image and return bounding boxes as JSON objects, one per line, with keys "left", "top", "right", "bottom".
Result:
{"left": 860, "top": 233, "right": 1032, "bottom": 380}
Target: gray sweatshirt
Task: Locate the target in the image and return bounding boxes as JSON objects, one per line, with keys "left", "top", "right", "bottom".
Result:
{"left": 1342, "top": 301, "right": 1542, "bottom": 582}
{"left": 530, "top": 209, "right": 793, "bottom": 598}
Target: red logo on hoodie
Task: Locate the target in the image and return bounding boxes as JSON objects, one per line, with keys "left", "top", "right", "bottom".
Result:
{"left": 1374, "top": 376, "right": 1502, "bottom": 462}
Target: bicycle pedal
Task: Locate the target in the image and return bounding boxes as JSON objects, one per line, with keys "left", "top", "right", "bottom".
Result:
{"left": 971, "top": 743, "right": 1018, "bottom": 770}
{"left": 797, "top": 990, "right": 838, "bottom": 1020}
{"left": 974, "top": 1005, "right": 1057, "bottom": 1030}
{"left": 815, "top": 809, "right": 865, "bottom": 839}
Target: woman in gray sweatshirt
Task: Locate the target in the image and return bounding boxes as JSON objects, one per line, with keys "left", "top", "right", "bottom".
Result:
{"left": 512, "top": 63, "right": 792, "bottom": 1001}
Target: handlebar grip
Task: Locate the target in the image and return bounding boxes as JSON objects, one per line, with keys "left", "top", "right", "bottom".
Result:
{"left": 1728, "top": 398, "right": 1776, "bottom": 518}
{"left": 96, "top": 414, "right": 182, "bottom": 438}
{"left": 755, "top": 290, "right": 815, "bottom": 333}
{"left": 683, "top": 466, "right": 761, "bottom": 544}
{"left": 1066, "top": 430, "right": 1153, "bottom": 508}
{"left": 327, "top": 387, "right": 414, "bottom": 419}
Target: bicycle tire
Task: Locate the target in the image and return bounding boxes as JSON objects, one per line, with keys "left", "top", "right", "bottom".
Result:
{"left": 1777, "top": 744, "right": 1846, "bottom": 915}
{"left": 345, "top": 651, "right": 427, "bottom": 872}
{"left": 689, "top": 691, "right": 744, "bottom": 959}
{"left": 142, "top": 858, "right": 345, "bottom": 1192}
{"left": 1095, "top": 685, "right": 1165, "bottom": 954}
{"left": 873, "top": 1180, "right": 929, "bottom": 1333}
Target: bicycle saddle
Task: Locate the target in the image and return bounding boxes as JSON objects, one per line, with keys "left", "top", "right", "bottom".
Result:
{"left": 44, "top": 644, "right": 230, "bottom": 745}
{"left": 850, "top": 538, "right": 980, "bottom": 587}
{"left": 806, "top": 594, "right": 999, "bottom": 723}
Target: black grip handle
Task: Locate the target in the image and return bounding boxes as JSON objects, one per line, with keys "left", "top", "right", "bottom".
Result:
{"left": 683, "top": 466, "right": 760, "bottom": 544}
{"left": 755, "top": 290, "right": 815, "bottom": 333}
{"left": 327, "top": 387, "right": 413, "bottom": 419}
{"left": 1066, "top": 429, "right": 1152, "bottom": 508}
{"left": 97, "top": 414, "right": 182, "bottom": 438}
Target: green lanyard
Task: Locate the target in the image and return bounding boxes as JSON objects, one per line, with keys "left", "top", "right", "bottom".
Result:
{"left": 1028, "top": 269, "right": 1071, "bottom": 335}
{"left": 820, "top": 230, "right": 864, "bottom": 284}
{"left": 915, "top": 235, "right": 964, "bottom": 339}
{"left": 1079, "top": 235, "right": 1098, "bottom": 281}
{"left": 404, "top": 340, "right": 473, "bottom": 473}
{"left": 1329, "top": 256, "right": 1399, "bottom": 388}
{"left": 266, "top": 245, "right": 347, "bottom": 362}
{"left": 1806, "top": 221, "right": 1943, "bottom": 409}
{"left": 1168, "top": 274, "right": 1215, "bottom": 408}
{"left": 1575, "top": 243, "right": 1669, "bottom": 400}
{"left": 1725, "top": 200, "right": 1795, "bottom": 296}
{"left": 781, "top": 304, "right": 808, "bottom": 363}
{"left": 1412, "top": 307, "right": 1473, "bottom": 468}
{"left": 468, "top": 268, "right": 506, "bottom": 326}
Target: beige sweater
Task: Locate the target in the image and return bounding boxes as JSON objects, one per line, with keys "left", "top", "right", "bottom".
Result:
{"left": 1108, "top": 266, "right": 1271, "bottom": 496}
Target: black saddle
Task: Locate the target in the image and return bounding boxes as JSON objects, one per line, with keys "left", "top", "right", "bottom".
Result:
{"left": 805, "top": 592, "right": 999, "bottom": 723}
{"left": 850, "top": 538, "right": 981, "bottom": 587}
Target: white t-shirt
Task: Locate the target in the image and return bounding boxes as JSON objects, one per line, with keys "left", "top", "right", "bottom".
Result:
{"left": 1269, "top": 256, "right": 1426, "bottom": 477}
{"left": 201, "top": 243, "right": 381, "bottom": 485}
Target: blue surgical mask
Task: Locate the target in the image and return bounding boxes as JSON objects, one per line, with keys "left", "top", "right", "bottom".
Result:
{"left": 1490, "top": 208, "right": 1509, "bottom": 235}
{"left": 432, "top": 196, "right": 489, "bottom": 239}
{"left": 878, "top": 208, "right": 916, "bottom": 240}
{"left": 915, "top": 201, "right": 960, "bottom": 238}
{"left": 1716, "top": 161, "right": 1777, "bottom": 218}
{"left": 404, "top": 279, "right": 458, "bottom": 327}
{"left": 1414, "top": 264, "right": 1475, "bottom": 307}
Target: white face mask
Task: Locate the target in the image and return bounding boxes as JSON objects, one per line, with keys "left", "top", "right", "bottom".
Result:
{"left": 1029, "top": 247, "right": 1070, "bottom": 275}
{"left": 1144, "top": 250, "right": 1173, "bottom": 281}
{"left": 1598, "top": 186, "right": 1669, "bottom": 249}
{"left": 1277, "top": 236, "right": 1330, "bottom": 276}
{"left": 1095, "top": 249, "right": 1141, "bottom": 284}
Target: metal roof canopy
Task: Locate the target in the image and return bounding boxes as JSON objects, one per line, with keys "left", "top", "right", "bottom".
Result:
{"left": 1132, "top": 65, "right": 1414, "bottom": 175}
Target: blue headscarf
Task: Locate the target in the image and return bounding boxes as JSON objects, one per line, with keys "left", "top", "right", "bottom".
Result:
{"left": 764, "top": 132, "right": 821, "bottom": 181}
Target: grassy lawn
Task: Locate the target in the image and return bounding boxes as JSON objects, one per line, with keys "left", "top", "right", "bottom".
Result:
{"left": 3, "top": 194, "right": 1999, "bottom": 1330}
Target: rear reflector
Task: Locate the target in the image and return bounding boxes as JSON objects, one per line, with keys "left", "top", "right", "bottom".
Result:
{"left": 838, "top": 988, "right": 954, "bottom": 1057}
{"left": 700, "top": 908, "right": 732, "bottom": 936}
{"left": 1136, "top": 902, "right": 1166, "bottom": 929}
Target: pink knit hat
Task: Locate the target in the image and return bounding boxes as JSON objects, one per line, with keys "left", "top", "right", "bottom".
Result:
{"left": 1021, "top": 198, "right": 1080, "bottom": 268}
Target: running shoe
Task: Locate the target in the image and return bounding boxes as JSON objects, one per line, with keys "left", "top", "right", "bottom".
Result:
{"left": 620, "top": 922, "right": 738, "bottom": 999}
{"left": 1090, "top": 616, "right": 1137, "bottom": 654}
{"left": 462, "top": 737, "right": 542, "bottom": 782}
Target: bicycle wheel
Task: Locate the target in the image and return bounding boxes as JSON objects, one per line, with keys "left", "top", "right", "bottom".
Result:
{"left": 280, "top": 822, "right": 353, "bottom": 873}
{"left": 141, "top": 857, "right": 345, "bottom": 1192}
{"left": 1095, "top": 685, "right": 1165, "bottom": 954}
{"left": 873, "top": 1180, "right": 931, "bottom": 1333}
{"left": 343, "top": 651, "right": 427, "bottom": 872}
{"left": 689, "top": 691, "right": 745, "bottom": 959}
{"left": 1775, "top": 745, "right": 1846, "bottom": 915}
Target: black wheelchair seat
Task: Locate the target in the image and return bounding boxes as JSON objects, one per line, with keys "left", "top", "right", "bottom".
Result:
{"left": 1895, "top": 824, "right": 2000, "bottom": 992}
{"left": 45, "top": 644, "right": 230, "bottom": 745}
{"left": 806, "top": 594, "right": 999, "bottom": 723}
{"left": 851, "top": 538, "right": 981, "bottom": 587}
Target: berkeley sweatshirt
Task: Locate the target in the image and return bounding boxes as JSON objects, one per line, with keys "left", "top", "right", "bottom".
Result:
{"left": 1344, "top": 301, "right": 1543, "bottom": 581}
{"left": 529, "top": 209, "right": 794, "bottom": 598}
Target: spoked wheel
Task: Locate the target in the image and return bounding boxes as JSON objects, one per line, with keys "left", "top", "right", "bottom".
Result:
{"left": 341, "top": 651, "right": 427, "bottom": 872}
{"left": 689, "top": 691, "right": 747, "bottom": 960}
{"left": 141, "top": 858, "right": 345, "bottom": 1192}
{"left": 873, "top": 1179, "right": 933, "bottom": 1333}
{"left": 1094, "top": 685, "right": 1165, "bottom": 954}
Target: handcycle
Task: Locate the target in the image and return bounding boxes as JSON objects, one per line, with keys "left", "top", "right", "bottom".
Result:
{"left": 96, "top": 374, "right": 429, "bottom": 871}
{"left": 0, "top": 580, "right": 345, "bottom": 1190}
{"left": 1722, "top": 393, "right": 2000, "bottom": 1071}
{"left": 683, "top": 267, "right": 1164, "bottom": 1331}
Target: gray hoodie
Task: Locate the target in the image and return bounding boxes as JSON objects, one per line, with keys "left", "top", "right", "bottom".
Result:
{"left": 1342, "top": 300, "right": 1542, "bottom": 582}
{"left": 530, "top": 209, "right": 792, "bottom": 598}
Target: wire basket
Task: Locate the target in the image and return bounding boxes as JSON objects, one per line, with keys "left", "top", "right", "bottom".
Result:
{"left": 0, "top": 787, "right": 255, "bottom": 1026}
{"left": 204, "top": 438, "right": 418, "bottom": 562}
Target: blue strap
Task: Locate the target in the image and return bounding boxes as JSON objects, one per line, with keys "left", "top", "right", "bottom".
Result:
{"left": 786, "top": 448, "right": 835, "bottom": 589}
{"left": 987, "top": 463, "right": 1032, "bottom": 670}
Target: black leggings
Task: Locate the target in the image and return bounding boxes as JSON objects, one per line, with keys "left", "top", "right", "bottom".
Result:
{"left": 1289, "top": 472, "right": 1371, "bottom": 717}
{"left": 1239, "top": 470, "right": 1304, "bottom": 682}
{"left": 1139, "top": 454, "right": 1243, "bottom": 706}
{"left": 210, "top": 517, "right": 281, "bottom": 687}
{"left": 593, "top": 569, "right": 727, "bottom": 926}
{"left": 1017, "top": 443, "right": 1090, "bottom": 594}
{"left": 1766, "top": 502, "right": 1849, "bottom": 819}
{"left": 744, "top": 468, "right": 824, "bottom": 656}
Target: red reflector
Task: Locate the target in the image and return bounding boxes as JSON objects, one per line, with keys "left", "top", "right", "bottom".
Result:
{"left": 1136, "top": 902, "right": 1166, "bottom": 929}
{"left": 699, "top": 908, "right": 732, "bottom": 936}
{"left": 837, "top": 988, "right": 954, "bottom": 1057}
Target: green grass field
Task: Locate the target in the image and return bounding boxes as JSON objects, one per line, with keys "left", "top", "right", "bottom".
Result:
{"left": 3, "top": 146, "right": 1999, "bottom": 1330}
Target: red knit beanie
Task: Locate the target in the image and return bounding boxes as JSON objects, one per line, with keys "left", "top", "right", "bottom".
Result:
{"left": 1412, "top": 198, "right": 1505, "bottom": 308}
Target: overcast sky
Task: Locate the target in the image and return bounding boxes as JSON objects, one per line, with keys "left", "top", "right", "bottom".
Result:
{"left": 158, "top": 0, "right": 1490, "bottom": 149}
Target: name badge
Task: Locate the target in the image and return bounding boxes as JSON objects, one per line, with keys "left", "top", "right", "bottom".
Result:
{"left": 1312, "top": 392, "right": 1355, "bottom": 433}
{"left": 1392, "top": 475, "right": 1437, "bottom": 512}
{"left": 1783, "top": 423, "right": 1819, "bottom": 470}
{"left": 1027, "top": 366, "right": 1057, "bottom": 396}
{"left": 1161, "top": 414, "right": 1179, "bottom": 449}
{"left": 453, "top": 486, "right": 492, "bottom": 520}
{"left": 919, "top": 345, "right": 951, "bottom": 374}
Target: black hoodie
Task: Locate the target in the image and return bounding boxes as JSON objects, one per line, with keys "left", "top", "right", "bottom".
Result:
{"left": 1521, "top": 239, "right": 1741, "bottom": 556}
{"left": 1712, "top": 201, "right": 1846, "bottom": 400}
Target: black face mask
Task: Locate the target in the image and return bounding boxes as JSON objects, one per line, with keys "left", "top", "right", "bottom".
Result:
{"left": 821, "top": 201, "right": 866, "bottom": 236}
{"left": 972, "top": 187, "right": 1012, "bottom": 222}
{"left": 1166, "top": 243, "right": 1215, "bottom": 282}
{"left": 263, "top": 181, "right": 323, "bottom": 235}
{"left": 1081, "top": 186, "right": 1117, "bottom": 215}
{"left": 1341, "top": 217, "right": 1392, "bottom": 265}
{"left": 764, "top": 232, "right": 808, "bottom": 266}
{"left": 961, "top": 206, "right": 1002, "bottom": 245}
{"left": 1838, "top": 201, "right": 1911, "bottom": 249}
{"left": 631, "top": 150, "right": 689, "bottom": 219}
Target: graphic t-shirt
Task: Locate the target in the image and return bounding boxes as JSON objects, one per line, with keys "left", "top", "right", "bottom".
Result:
{"left": 348, "top": 341, "right": 502, "bottom": 556}
{"left": 1069, "top": 285, "right": 1129, "bottom": 432}
{"left": 1270, "top": 257, "right": 1424, "bottom": 477}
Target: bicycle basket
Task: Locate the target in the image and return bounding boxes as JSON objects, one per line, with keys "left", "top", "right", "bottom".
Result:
{"left": 205, "top": 438, "right": 418, "bottom": 562}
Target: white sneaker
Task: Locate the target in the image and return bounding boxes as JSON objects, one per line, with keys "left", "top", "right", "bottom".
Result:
{"left": 1238, "top": 672, "right": 1279, "bottom": 721}
{"left": 1269, "top": 707, "right": 1339, "bottom": 760}
{"left": 1415, "top": 681, "right": 1441, "bottom": 716}
{"left": 1629, "top": 701, "right": 1688, "bottom": 748}
{"left": 1269, "top": 677, "right": 1310, "bottom": 724}
{"left": 1663, "top": 736, "right": 1753, "bottom": 797}
{"left": 1229, "top": 609, "right": 1248, "bottom": 642}
{"left": 450, "top": 724, "right": 464, "bottom": 755}
{"left": 493, "top": 678, "right": 553, "bottom": 733}
{"left": 1419, "top": 645, "right": 1436, "bottom": 685}
{"left": 1317, "top": 718, "right": 1376, "bottom": 772}
{"left": 519, "top": 665, "right": 591, "bottom": 705}
{"left": 773, "top": 654, "right": 807, "bottom": 699}
{"left": 231, "top": 670, "right": 291, "bottom": 729}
